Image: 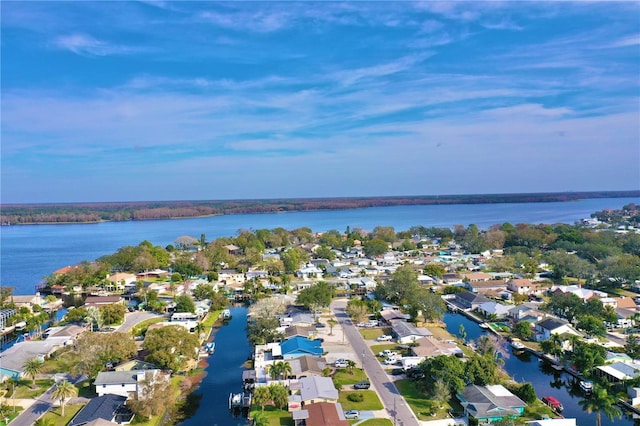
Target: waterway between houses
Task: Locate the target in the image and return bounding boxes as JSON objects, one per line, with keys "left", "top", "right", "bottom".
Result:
{"left": 180, "top": 306, "right": 251, "bottom": 426}
{"left": 443, "top": 313, "right": 639, "bottom": 426}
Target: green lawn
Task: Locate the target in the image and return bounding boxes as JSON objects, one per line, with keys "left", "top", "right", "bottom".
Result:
{"left": 249, "top": 406, "right": 293, "bottom": 426}
{"left": 333, "top": 369, "right": 369, "bottom": 387}
{"left": 0, "top": 407, "right": 23, "bottom": 426}
{"left": 358, "top": 419, "right": 393, "bottom": 426}
{"left": 394, "top": 379, "right": 450, "bottom": 420}
{"left": 39, "top": 403, "right": 84, "bottom": 425}
{"left": 130, "top": 317, "right": 166, "bottom": 337}
{"left": 14, "top": 379, "right": 55, "bottom": 399}
{"left": 338, "top": 391, "right": 384, "bottom": 411}
{"left": 359, "top": 328, "right": 392, "bottom": 340}
{"left": 369, "top": 344, "right": 397, "bottom": 356}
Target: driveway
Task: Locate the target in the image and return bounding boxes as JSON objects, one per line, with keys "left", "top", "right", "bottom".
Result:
{"left": 331, "top": 299, "right": 420, "bottom": 426}
{"left": 117, "top": 311, "right": 165, "bottom": 333}
{"left": 9, "top": 374, "right": 84, "bottom": 426}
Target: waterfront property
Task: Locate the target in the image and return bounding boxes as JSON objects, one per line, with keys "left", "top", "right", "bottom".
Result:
{"left": 94, "top": 369, "right": 165, "bottom": 398}
{"left": 68, "top": 394, "right": 133, "bottom": 426}
{"left": 457, "top": 384, "right": 526, "bottom": 422}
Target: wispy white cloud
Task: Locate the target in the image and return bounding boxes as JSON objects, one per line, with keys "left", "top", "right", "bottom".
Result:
{"left": 52, "top": 33, "right": 136, "bottom": 56}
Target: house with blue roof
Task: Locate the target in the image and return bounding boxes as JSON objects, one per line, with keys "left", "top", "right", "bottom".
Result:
{"left": 280, "top": 336, "right": 323, "bottom": 359}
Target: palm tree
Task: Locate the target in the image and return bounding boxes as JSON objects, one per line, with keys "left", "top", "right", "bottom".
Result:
{"left": 328, "top": 319, "right": 337, "bottom": 336}
{"left": 22, "top": 358, "right": 43, "bottom": 387}
{"left": 277, "top": 361, "right": 292, "bottom": 380}
{"left": 52, "top": 380, "right": 76, "bottom": 416}
{"left": 266, "top": 363, "right": 281, "bottom": 380}
{"left": 432, "top": 379, "right": 450, "bottom": 409}
{"left": 345, "top": 359, "right": 357, "bottom": 375}
{"left": 252, "top": 386, "right": 271, "bottom": 412}
{"left": 579, "top": 385, "right": 622, "bottom": 426}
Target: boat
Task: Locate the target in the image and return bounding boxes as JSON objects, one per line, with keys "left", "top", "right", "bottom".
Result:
{"left": 479, "top": 322, "right": 490, "bottom": 330}
{"left": 542, "top": 396, "right": 563, "bottom": 412}
{"left": 205, "top": 342, "right": 215, "bottom": 354}
{"left": 229, "top": 391, "right": 251, "bottom": 409}
{"left": 221, "top": 309, "right": 232, "bottom": 321}
{"left": 579, "top": 380, "right": 593, "bottom": 393}
{"left": 551, "top": 364, "right": 564, "bottom": 371}
{"left": 511, "top": 340, "right": 526, "bottom": 351}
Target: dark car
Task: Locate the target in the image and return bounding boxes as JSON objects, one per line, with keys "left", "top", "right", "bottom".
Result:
{"left": 315, "top": 323, "right": 326, "bottom": 328}
{"left": 390, "top": 368, "right": 405, "bottom": 376}
{"left": 353, "top": 381, "right": 370, "bottom": 390}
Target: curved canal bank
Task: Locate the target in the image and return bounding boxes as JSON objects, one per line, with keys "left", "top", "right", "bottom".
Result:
{"left": 180, "top": 306, "right": 251, "bottom": 426}
{"left": 443, "top": 313, "right": 637, "bottom": 425}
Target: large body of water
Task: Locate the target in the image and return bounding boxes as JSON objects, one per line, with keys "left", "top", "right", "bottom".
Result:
{"left": 443, "top": 313, "right": 637, "bottom": 426}
{"left": 180, "top": 306, "right": 251, "bottom": 426}
{"left": 1, "top": 196, "right": 637, "bottom": 295}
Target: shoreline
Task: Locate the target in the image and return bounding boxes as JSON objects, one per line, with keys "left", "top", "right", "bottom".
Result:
{"left": 2, "top": 191, "right": 638, "bottom": 225}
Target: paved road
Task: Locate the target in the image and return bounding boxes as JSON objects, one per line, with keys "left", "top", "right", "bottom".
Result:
{"left": 117, "top": 311, "right": 165, "bottom": 333}
{"left": 331, "top": 299, "right": 419, "bottom": 426}
{"left": 10, "top": 374, "right": 83, "bottom": 426}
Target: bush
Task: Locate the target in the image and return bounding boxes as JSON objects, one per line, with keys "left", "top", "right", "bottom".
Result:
{"left": 347, "top": 392, "right": 364, "bottom": 402}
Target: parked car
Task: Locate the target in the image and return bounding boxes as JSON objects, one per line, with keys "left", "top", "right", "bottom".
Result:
{"left": 345, "top": 410, "right": 360, "bottom": 419}
{"left": 384, "top": 357, "right": 399, "bottom": 365}
{"left": 390, "top": 368, "right": 405, "bottom": 376}
{"left": 377, "top": 334, "right": 393, "bottom": 342}
{"left": 315, "top": 322, "right": 326, "bottom": 328}
{"left": 357, "top": 322, "right": 367, "bottom": 327}
{"left": 353, "top": 381, "right": 370, "bottom": 390}
{"left": 378, "top": 349, "right": 397, "bottom": 358}
{"left": 335, "top": 359, "right": 348, "bottom": 368}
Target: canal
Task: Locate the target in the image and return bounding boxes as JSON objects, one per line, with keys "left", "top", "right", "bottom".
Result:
{"left": 180, "top": 306, "right": 251, "bottom": 426}
{"left": 443, "top": 313, "right": 638, "bottom": 425}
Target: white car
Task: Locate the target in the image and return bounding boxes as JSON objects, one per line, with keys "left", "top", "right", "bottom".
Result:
{"left": 378, "top": 349, "right": 398, "bottom": 358}
{"left": 377, "top": 335, "right": 393, "bottom": 342}
{"left": 335, "top": 359, "right": 348, "bottom": 368}
{"left": 384, "top": 357, "right": 399, "bottom": 365}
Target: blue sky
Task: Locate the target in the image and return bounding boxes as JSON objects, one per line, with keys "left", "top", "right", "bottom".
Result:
{"left": 1, "top": 1, "right": 639, "bottom": 203}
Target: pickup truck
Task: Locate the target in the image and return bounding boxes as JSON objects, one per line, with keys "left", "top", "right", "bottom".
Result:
{"left": 378, "top": 349, "right": 398, "bottom": 358}
{"left": 384, "top": 356, "right": 400, "bottom": 365}
{"left": 376, "top": 335, "right": 393, "bottom": 342}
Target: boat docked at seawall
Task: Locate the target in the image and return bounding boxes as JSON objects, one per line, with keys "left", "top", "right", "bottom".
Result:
{"left": 228, "top": 392, "right": 251, "bottom": 409}
{"left": 479, "top": 322, "right": 490, "bottom": 330}
{"left": 221, "top": 309, "right": 232, "bottom": 321}
{"left": 510, "top": 339, "right": 526, "bottom": 352}
{"left": 542, "top": 396, "right": 564, "bottom": 412}
{"left": 579, "top": 380, "right": 593, "bottom": 393}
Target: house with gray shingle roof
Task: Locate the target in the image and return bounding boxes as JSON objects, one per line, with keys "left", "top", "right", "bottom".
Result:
{"left": 296, "top": 376, "right": 339, "bottom": 404}
{"left": 457, "top": 384, "right": 526, "bottom": 422}
{"left": 391, "top": 321, "right": 433, "bottom": 344}
{"left": 68, "top": 394, "right": 133, "bottom": 426}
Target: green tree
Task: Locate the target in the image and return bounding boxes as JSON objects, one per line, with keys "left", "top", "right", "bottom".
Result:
{"left": 52, "top": 380, "right": 76, "bottom": 416}
{"left": 512, "top": 321, "right": 533, "bottom": 340}
{"left": 62, "top": 307, "right": 89, "bottom": 324}
{"left": 173, "top": 294, "right": 196, "bottom": 313}
{"left": 296, "top": 281, "right": 333, "bottom": 311}
{"left": 143, "top": 325, "right": 200, "bottom": 372}
{"left": 315, "top": 245, "right": 336, "bottom": 261}
{"left": 376, "top": 264, "right": 419, "bottom": 306}
{"left": 253, "top": 386, "right": 271, "bottom": 412}
{"left": 22, "top": 358, "right": 43, "bottom": 387}
{"left": 372, "top": 226, "right": 396, "bottom": 243}
{"left": 420, "top": 355, "right": 466, "bottom": 392}
{"left": 513, "top": 382, "right": 537, "bottom": 404}
{"left": 72, "top": 332, "right": 137, "bottom": 379}
{"left": 327, "top": 318, "right": 337, "bottom": 335}
{"left": 423, "top": 263, "right": 445, "bottom": 278}
{"left": 432, "top": 379, "right": 450, "bottom": 409}
{"left": 252, "top": 411, "right": 269, "bottom": 426}
{"left": 127, "top": 372, "right": 175, "bottom": 420}
{"left": 281, "top": 247, "right": 309, "bottom": 273}
{"left": 578, "top": 385, "right": 622, "bottom": 426}
{"left": 100, "top": 303, "right": 126, "bottom": 325}
{"left": 626, "top": 333, "right": 640, "bottom": 359}
{"left": 192, "top": 283, "right": 216, "bottom": 301}
{"left": 269, "top": 383, "right": 289, "bottom": 409}
{"left": 363, "top": 239, "right": 389, "bottom": 257}
{"left": 576, "top": 315, "right": 606, "bottom": 337}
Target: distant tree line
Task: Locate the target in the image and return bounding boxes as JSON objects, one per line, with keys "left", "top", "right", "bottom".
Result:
{"left": 2, "top": 191, "right": 637, "bottom": 224}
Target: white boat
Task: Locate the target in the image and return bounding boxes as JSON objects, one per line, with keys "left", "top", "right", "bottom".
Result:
{"left": 479, "top": 322, "right": 490, "bottom": 330}
{"left": 221, "top": 309, "right": 232, "bottom": 320}
{"left": 579, "top": 380, "right": 593, "bottom": 393}
{"left": 511, "top": 340, "right": 526, "bottom": 351}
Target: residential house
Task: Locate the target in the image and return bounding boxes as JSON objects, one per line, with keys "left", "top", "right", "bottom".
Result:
{"left": 379, "top": 309, "right": 411, "bottom": 325}
{"left": 457, "top": 384, "right": 526, "bottom": 423}
{"left": 478, "top": 301, "right": 512, "bottom": 319}
{"left": 550, "top": 285, "right": 594, "bottom": 301}
{"left": 83, "top": 295, "right": 124, "bottom": 309}
{"left": 304, "top": 402, "right": 349, "bottom": 426}
{"left": 285, "top": 325, "right": 317, "bottom": 340}
{"left": 224, "top": 244, "right": 242, "bottom": 255}
{"left": 136, "top": 269, "right": 169, "bottom": 279}
{"left": 462, "top": 272, "right": 493, "bottom": 282}
{"left": 442, "top": 273, "right": 463, "bottom": 285}
{"left": 288, "top": 355, "right": 328, "bottom": 378}
{"left": 94, "top": 369, "right": 165, "bottom": 398}
{"left": 218, "top": 269, "right": 245, "bottom": 284}
{"left": 454, "top": 291, "right": 492, "bottom": 311}
{"left": 465, "top": 280, "right": 508, "bottom": 295}
{"left": 534, "top": 318, "right": 581, "bottom": 342}
{"left": 295, "top": 376, "right": 339, "bottom": 405}
{"left": 411, "top": 337, "right": 463, "bottom": 358}
{"left": 68, "top": 394, "right": 133, "bottom": 426}
{"left": 280, "top": 336, "right": 324, "bottom": 359}
{"left": 9, "top": 293, "right": 46, "bottom": 310}
{"left": 507, "top": 278, "right": 540, "bottom": 295}
{"left": 596, "top": 361, "right": 640, "bottom": 383}
{"left": 0, "top": 340, "right": 66, "bottom": 380}
{"left": 508, "top": 304, "right": 545, "bottom": 324}
{"left": 297, "top": 264, "right": 323, "bottom": 280}
{"left": 107, "top": 273, "right": 137, "bottom": 291}
{"left": 391, "top": 321, "right": 433, "bottom": 344}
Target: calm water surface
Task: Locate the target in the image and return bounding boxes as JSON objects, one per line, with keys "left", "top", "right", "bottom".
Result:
{"left": 180, "top": 306, "right": 251, "bottom": 426}
{"left": 444, "top": 313, "right": 638, "bottom": 425}
{"left": 1, "top": 197, "right": 637, "bottom": 294}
